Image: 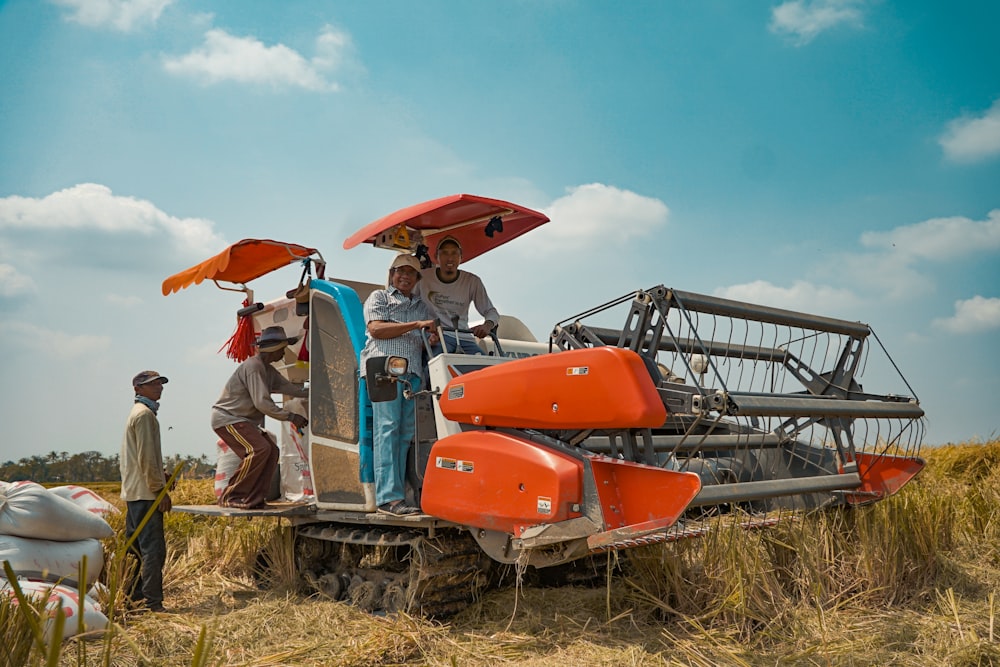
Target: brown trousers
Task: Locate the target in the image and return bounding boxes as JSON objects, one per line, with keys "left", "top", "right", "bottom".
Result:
{"left": 214, "top": 422, "right": 278, "bottom": 509}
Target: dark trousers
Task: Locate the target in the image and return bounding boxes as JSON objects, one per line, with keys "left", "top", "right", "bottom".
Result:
{"left": 215, "top": 422, "right": 278, "bottom": 509}
{"left": 124, "top": 499, "right": 166, "bottom": 609}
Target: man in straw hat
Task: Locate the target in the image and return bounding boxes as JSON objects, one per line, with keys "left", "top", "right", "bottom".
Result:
{"left": 120, "top": 370, "right": 171, "bottom": 612}
{"left": 360, "top": 254, "right": 439, "bottom": 516}
{"left": 211, "top": 325, "right": 309, "bottom": 509}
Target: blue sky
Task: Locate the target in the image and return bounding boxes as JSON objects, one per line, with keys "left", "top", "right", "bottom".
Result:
{"left": 1, "top": 0, "right": 998, "bottom": 464}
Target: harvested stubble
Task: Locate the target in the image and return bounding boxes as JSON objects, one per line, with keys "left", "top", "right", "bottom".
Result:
{"left": 3, "top": 439, "right": 996, "bottom": 666}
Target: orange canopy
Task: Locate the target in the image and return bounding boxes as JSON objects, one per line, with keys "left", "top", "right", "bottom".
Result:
{"left": 162, "top": 239, "right": 321, "bottom": 296}
{"left": 343, "top": 194, "right": 549, "bottom": 263}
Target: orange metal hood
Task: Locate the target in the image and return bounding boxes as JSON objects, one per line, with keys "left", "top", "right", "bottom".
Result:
{"left": 162, "top": 239, "right": 321, "bottom": 295}
{"left": 342, "top": 194, "right": 549, "bottom": 263}
{"left": 438, "top": 347, "right": 667, "bottom": 430}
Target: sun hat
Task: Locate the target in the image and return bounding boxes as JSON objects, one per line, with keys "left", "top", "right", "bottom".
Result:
{"left": 256, "top": 325, "right": 299, "bottom": 353}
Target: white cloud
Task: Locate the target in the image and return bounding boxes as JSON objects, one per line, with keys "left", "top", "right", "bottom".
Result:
{"left": 51, "top": 0, "right": 172, "bottom": 32}
{"left": 860, "top": 209, "right": 1000, "bottom": 261}
{"left": 939, "top": 99, "right": 1000, "bottom": 163}
{"left": 527, "top": 183, "right": 668, "bottom": 253}
{"left": 714, "top": 279, "right": 858, "bottom": 315}
{"left": 933, "top": 296, "right": 1000, "bottom": 334}
{"left": 0, "top": 264, "right": 35, "bottom": 298}
{"left": 0, "top": 183, "right": 224, "bottom": 260}
{"left": 820, "top": 209, "right": 1000, "bottom": 299}
{"left": 162, "top": 26, "right": 353, "bottom": 91}
{"left": 769, "top": 0, "right": 865, "bottom": 45}
{"left": 0, "top": 321, "right": 110, "bottom": 359}
{"left": 835, "top": 249, "right": 932, "bottom": 299}
{"left": 312, "top": 24, "right": 353, "bottom": 72}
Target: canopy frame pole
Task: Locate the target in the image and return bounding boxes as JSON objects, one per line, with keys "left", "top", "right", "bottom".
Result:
{"left": 422, "top": 208, "right": 514, "bottom": 237}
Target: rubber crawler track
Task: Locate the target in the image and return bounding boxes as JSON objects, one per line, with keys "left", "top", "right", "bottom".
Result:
{"left": 295, "top": 524, "right": 492, "bottom": 618}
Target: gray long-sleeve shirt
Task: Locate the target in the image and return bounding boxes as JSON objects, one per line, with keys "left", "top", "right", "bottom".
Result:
{"left": 211, "top": 355, "right": 308, "bottom": 430}
{"left": 416, "top": 269, "right": 499, "bottom": 330}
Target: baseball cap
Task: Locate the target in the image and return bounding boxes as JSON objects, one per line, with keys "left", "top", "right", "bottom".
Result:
{"left": 133, "top": 370, "right": 169, "bottom": 387}
{"left": 390, "top": 254, "right": 422, "bottom": 272}
{"left": 436, "top": 236, "right": 462, "bottom": 254}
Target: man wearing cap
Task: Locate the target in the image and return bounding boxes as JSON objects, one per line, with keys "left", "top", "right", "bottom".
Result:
{"left": 211, "top": 325, "right": 309, "bottom": 509}
{"left": 360, "top": 254, "right": 439, "bottom": 516}
{"left": 120, "top": 370, "right": 170, "bottom": 613}
{"left": 416, "top": 236, "right": 500, "bottom": 355}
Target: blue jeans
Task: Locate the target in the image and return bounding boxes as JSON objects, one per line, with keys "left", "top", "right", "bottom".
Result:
{"left": 431, "top": 331, "right": 483, "bottom": 357}
{"left": 124, "top": 499, "right": 166, "bottom": 609}
{"left": 372, "top": 372, "right": 421, "bottom": 506}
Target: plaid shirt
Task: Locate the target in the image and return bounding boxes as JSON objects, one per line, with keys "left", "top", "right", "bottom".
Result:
{"left": 360, "top": 285, "right": 434, "bottom": 378}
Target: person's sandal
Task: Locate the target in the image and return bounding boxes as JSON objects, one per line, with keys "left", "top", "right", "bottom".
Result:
{"left": 378, "top": 501, "right": 420, "bottom": 516}
{"left": 398, "top": 501, "right": 422, "bottom": 515}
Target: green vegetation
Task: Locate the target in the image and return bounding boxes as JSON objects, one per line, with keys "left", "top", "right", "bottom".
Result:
{"left": 0, "top": 452, "right": 215, "bottom": 484}
{"left": 1, "top": 439, "right": 998, "bottom": 666}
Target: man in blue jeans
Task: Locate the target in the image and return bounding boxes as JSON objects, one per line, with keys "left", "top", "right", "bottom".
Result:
{"left": 360, "top": 254, "right": 439, "bottom": 516}
{"left": 120, "top": 370, "right": 171, "bottom": 613}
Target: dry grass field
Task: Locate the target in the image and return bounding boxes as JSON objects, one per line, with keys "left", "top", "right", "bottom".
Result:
{"left": 3, "top": 439, "right": 999, "bottom": 666}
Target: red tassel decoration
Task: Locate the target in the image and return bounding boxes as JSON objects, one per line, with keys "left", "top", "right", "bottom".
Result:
{"left": 297, "top": 318, "right": 309, "bottom": 363}
{"left": 219, "top": 299, "right": 257, "bottom": 362}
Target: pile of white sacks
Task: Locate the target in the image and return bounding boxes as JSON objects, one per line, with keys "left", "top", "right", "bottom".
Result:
{"left": 0, "top": 481, "right": 117, "bottom": 642}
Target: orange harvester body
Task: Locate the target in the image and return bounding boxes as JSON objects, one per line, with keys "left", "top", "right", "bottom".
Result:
{"left": 420, "top": 348, "right": 702, "bottom": 541}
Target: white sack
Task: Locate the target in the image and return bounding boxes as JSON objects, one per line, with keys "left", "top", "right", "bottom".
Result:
{"left": 214, "top": 439, "right": 242, "bottom": 499}
{"left": 49, "top": 485, "right": 119, "bottom": 516}
{"left": 0, "top": 482, "right": 113, "bottom": 541}
{"left": 280, "top": 398, "right": 314, "bottom": 502}
{"left": 0, "top": 578, "right": 109, "bottom": 642}
{"left": 0, "top": 535, "right": 104, "bottom": 587}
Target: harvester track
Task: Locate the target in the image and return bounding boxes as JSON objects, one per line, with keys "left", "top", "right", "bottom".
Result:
{"left": 295, "top": 524, "right": 491, "bottom": 618}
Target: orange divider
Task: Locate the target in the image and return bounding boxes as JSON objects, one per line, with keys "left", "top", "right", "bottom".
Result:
{"left": 844, "top": 452, "right": 925, "bottom": 505}
{"left": 586, "top": 456, "right": 702, "bottom": 549}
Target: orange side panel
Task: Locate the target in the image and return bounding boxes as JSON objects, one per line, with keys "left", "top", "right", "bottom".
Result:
{"left": 420, "top": 431, "right": 583, "bottom": 534}
{"left": 162, "top": 239, "right": 319, "bottom": 295}
{"left": 438, "top": 347, "right": 667, "bottom": 430}
{"left": 844, "top": 452, "right": 925, "bottom": 505}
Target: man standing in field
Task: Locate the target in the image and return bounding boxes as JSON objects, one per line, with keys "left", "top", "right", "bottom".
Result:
{"left": 120, "top": 370, "right": 171, "bottom": 613}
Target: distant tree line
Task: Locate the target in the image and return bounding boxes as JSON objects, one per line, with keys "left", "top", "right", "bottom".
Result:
{"left": 0, "top": 450, "right": 216, "bottom": 483}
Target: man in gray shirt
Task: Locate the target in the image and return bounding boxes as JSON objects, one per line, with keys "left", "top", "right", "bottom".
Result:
{"left": 417, "top": 236, "right": 499, "bottom": 355}
{"left": 212, "top": 326, "right": 309, "bottom": 509}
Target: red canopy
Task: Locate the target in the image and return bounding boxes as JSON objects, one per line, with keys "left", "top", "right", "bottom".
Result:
{"left": 343, "top": 194, "right": 549, "bottom": 263}
{"left": 162, "top": 239, "right": 321, "bottom": 295}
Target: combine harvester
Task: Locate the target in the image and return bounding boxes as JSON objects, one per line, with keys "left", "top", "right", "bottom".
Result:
{"left": 165, "top": 194, "right": 925, "bottom": 616}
